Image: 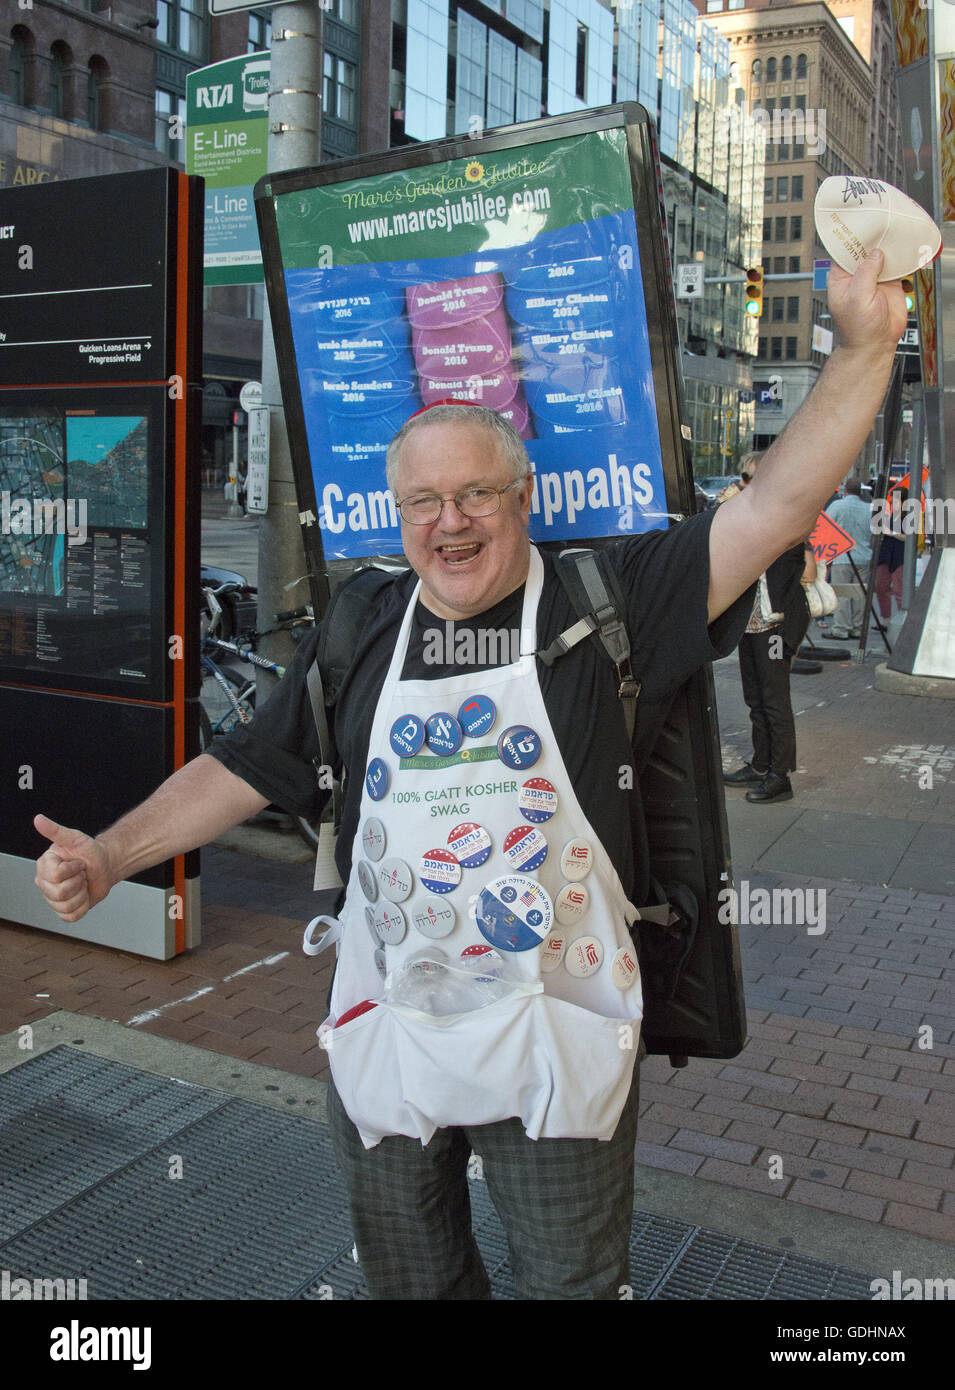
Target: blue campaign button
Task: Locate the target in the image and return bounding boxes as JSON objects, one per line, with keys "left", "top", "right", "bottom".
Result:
{"left": 476, "top": 876, "right": 553, "bottom": 952}
{"left": 497, "top": 724, "right": 542, "bottom": 770}
{"left": 426, "top": 712, "right": 463, "bottom": 756}
{"left": 365, "top": 758, "right": 389, "bottom": 801}
{"left": 390, "top": 714, "right": 425, "bottom": 757}
{"left": 457, "top": 694, "right": 497, "bottom": 739}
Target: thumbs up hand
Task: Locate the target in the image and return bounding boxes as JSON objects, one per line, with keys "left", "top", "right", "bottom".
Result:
{"left": 34, "top": 815, "right": 115, "bottom": 923}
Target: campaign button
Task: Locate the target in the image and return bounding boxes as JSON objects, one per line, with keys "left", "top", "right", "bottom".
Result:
{"left": 461, "top": 943, "right": 502, "bottom": 963}
{"left": 565, "top": 934, "right": 604, "bottom": 978}
{"left": 503, "top": 825, "right": 548, "bottom": 872}
{"left": 365, "top": 758, "right": 389, "bottom": 801}
{"left": 426, "top": 712, "right": 463, "bottom": 756}
{"left": 390, "top": 715, "right": 425, "bottom": 757}
{"left": 412, "top": 899, "right": 457, "bottom": 939}
{"left": 364, "top": 905, "right": 382, "bottom": 944}
{"left": 519, "top": 777, "right": 558, "bottom": 823}
{"left": 611, "top": 944, "right": 640, "bottom": 990}
{"left": 419, "top": 847, "right": 462, "bottom": 894}
{"left": 405, "top": 947, "right": 448, "bottom": 966}
{"left": 361, "top": 817, "right": 386, "bottom": 862}
{"left": 458, "top": 694, "right": 497, "bottom": 738}
{"left": 357, "top": 860, "right": 378, "bottom": 902}
{"left": 497, "top": 725, "right": 541, "bottom": 770}
{"left": 373, "top": 901, "right": 407, "bottom": 945}
{"left": 476, "top": 875, "right": 553, "bottom": 952}
{"left": 560, "top": 838, "right": 593, "bottom": 881}
{"left": 555, "top": 881, "right": 589, "bottom": 926}
{"left": 374, "top": 948, "right": 388, "bottom": 979}
{"left": 539, "top": 929, "right": 568, "bottom": 973}
{"left": 447, "top": 821, "right": 492, "bottom": 869}
{"left": 377, "top": 857, "right": 413, "bottom": 902}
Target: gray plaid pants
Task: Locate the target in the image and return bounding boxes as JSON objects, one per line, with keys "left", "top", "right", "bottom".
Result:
{"left": 326, "top": 1048, "right": 643, "bottom": 1301}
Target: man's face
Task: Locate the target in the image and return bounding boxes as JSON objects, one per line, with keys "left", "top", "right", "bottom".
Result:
{"left": 393, "top": 420, "right": 534, "bottom": 620}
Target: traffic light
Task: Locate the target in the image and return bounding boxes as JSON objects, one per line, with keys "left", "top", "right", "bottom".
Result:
{"left": 901, "top": 276, "right": 915, "bottom": 313}
{"left": 744, "top": 267, "right": 764, "bottom": 318}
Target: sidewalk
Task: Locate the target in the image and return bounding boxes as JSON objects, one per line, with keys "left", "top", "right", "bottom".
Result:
{"left": 2, "top": 625, "right": 953, "bottom": 1293}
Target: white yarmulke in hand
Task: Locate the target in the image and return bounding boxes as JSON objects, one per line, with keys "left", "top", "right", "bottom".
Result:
{"left": 813, "top": 176, "right": 941, "bottom": 281}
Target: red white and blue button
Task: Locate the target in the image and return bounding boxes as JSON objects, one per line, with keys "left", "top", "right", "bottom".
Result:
{"left": 390, "top": 714, "right": 425, "bottom": 757}
{"left": 365, "top": 758, "right": 389, "bottom": 801}
{"left": 419, "top": 846, "right": 462, "bottom": 894}
{"left": 503, "top": 825, "right": 548, "bottom": 872}
{"left": 560, "top": 838, "right": 593, "bottom": 881}
{"left": 447, "top": 821, "right": 492, "bottom": 869}
{"left": 426, "top": 712, "right": 463, "bottom": 756}
{"left": 497, "top": 725, "right": 541, "bottom": 770}
{"left": 457, "top": 695, "right": 496, "bottom": 739}
{"left": 518, "top": 777, "right": 558, "bottom": 823}
{"left": 555, "top": 881, "right": 589, "bottom": 925}
{"left": 476, "top": 875, "right": 553, "bottom": 952}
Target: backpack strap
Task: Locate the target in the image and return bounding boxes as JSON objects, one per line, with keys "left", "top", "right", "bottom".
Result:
{"left": 306, "top": 566, "right": 398, "bottom": 832}
{"left": 538, "top": 548, "right": 642, "bottom": 740}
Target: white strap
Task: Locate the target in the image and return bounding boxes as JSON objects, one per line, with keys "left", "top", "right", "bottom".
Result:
{"left": 303, "top": 915, "right": 342, "bottom": 957}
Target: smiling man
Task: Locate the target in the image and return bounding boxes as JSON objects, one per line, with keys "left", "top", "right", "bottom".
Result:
{"left": 33, "top": 252, "right": 906, "bottom": 1300}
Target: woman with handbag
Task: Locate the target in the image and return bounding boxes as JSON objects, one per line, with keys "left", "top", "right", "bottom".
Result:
{"left": 722, "top": 454, "right": 819, "bottom": 805}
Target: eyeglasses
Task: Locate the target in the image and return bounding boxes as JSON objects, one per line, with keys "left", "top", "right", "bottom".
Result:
{"left": 395, "top": 478, "right": 526, "bottom": 525}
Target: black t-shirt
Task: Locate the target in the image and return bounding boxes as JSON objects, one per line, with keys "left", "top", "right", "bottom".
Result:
{"left": 206, "top": 509, "right": 752, "bottom": 906}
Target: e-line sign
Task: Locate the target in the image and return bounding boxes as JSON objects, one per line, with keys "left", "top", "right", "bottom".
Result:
{"left": 186, "top": 53, "right": 270, "bottom": 285}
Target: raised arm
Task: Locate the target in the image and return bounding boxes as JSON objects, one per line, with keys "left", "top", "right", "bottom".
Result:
{"left": 34, "top": 754, "right": 269, "bottom": 924}
{"left": 707, "top": 250, "right": 908, "bottom": 621}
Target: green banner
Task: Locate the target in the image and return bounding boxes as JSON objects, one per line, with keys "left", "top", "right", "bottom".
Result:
{"left": 273, "top": 129, "right": 633, "bottom": 270}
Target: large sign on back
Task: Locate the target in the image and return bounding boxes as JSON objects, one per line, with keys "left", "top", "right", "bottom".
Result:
{"left": 256, "top": 106, "right": 686, "bottom": 566}
{"left": 257, "top": 107, "right": 747, "bottom": 1062}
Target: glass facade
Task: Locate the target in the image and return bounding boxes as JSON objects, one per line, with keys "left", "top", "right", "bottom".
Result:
{"left": 547, "top": 0, "right": 612, "bottom": 114}
{"left": 454, "top": 9, "right": 487, "bottom": 135}
{"left": 405, "top": 0, "right": 449, "bottom": 139}
{"left": 487, "top": 30, "right": 517, "bottom": 128}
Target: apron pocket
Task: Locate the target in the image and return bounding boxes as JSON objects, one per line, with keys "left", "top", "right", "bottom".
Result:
{"left": 328, "top": 987, "right": 640, "bottom": 1147}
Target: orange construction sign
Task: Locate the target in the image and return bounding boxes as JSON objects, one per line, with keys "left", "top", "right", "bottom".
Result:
{"left": 809, "top": 512, "right": 855, "bottom": 564}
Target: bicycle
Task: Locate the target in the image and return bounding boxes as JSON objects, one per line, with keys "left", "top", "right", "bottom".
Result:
{"left": 199, "top": 579, "right": 324, "bottom": 851}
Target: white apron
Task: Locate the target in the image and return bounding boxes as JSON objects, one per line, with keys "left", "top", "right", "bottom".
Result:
{"left": 308, "top": 545, "right": 643, "bottom": 1148}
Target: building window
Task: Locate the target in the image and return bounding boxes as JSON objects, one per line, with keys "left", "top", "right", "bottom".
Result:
{"left": 329, "top": 0, "right": 358, "bottom": 24}
{"left": 575, "top": 23, "right": 588, "bottom": 102}
{"left": 50, "top": 42, "right": 70, "bottom": 119}
{"left": 776, "top": 176, "right": 788, "bottom": 200}
{"left": 791, "top": 215, "right": 802, "bottom": 239}
{"left": 157, "top": 0, "right": 205, "bottom": 60}
{"left": 324, "top": 52, "right": 356, "bottom": 125}
{"left": 772, "top": 296, "right": 784, "bottom": 321}
{"left": 787, "top": 296, "right": 799, "bottom": 321}
{"left": 781, "top": 55, "right": 792, "bottom": 81}
{"left": 771, "top": 337, "right": 782, "bottom": 359}
{"left": 785, "top": 336, "right": 798, "bottom": 359}
{"left": 796, "top": 53, "right": 807, "bottom": 79}
{"left": 758, "top": 336, "right": 767, "bottom": 358}
{"left": 705, "top": 0, "right": 723, "bottom": 10}
{"left": 88, "top": 56, "right": 106, "bottom": 129}
{"left": 764, "top": 178, "right": 773, "bottom": 201}
{"left": 155, "top": 88, "right": 186, "bottom": 156}
{"left": 248, "top": 12, "right": 272, "bottom": 52}
{"left": 777, "top": 143, "right": 789, "bottom": 161}
{"left": 767, "top": 56, "right": 777, "bottom": 82}
{"left": 789, "top": 256, "right": 800, "bottom": 272}
{"left": 765, "top": 143, "right": 775, "bottom": 162}
{"left": 752, "top": 59, "right": 762, "bottom": 83}
{"left": 791, "top": 175, "right": 804, "bottom": 200}
{"left": 775, "top": 216, "right": 787, "bottom": 240}
{"left": 763, "top": 218, "right": 773, "bottom": 241}
{"left": 9, "top": 29, "right": 31, "bottom": 107}
{"left": 773, "top": 256, "right": 785, "bottom": 273}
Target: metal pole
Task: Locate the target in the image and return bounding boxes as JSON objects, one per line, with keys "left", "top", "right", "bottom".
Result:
{"left": 901, "top": 391, "right": 925, "bottom": 613}
{"left": 257, "top": 1, "right": 322, "bottom": 689}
